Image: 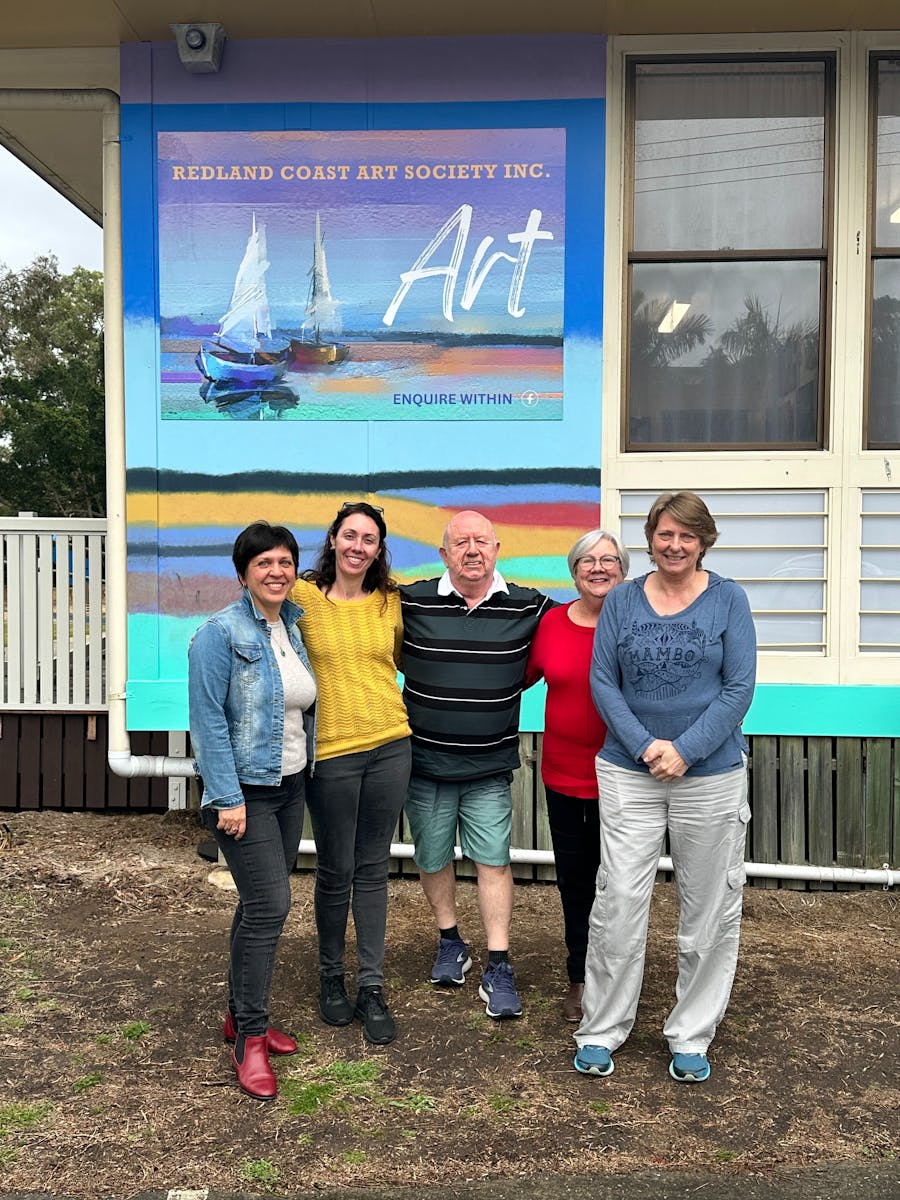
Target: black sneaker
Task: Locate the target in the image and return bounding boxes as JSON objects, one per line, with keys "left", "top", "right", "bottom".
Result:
{"left": 319, "top": 975, "right": 353, "bottom": 1026}
{"left": 354, "top": 986, "right": 396, "bottom": 1045}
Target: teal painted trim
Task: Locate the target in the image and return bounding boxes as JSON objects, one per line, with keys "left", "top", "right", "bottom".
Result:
{"left": 127, "top": 682, "right": 189, "bottom": 732}
{"left": 520, "top": 681, "right": 547, "bottom": 731}
{"left": 519, "top": 682, "right": 900, "bottom": 736}
{"left": 127, "top": 679, "right": 900, "bottom": 738}
{"left": 744, "top": 685, "right": 900, "bottom": 737}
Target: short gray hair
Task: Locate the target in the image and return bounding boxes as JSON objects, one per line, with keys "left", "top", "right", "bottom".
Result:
{"left": 567, "top": 529, "right": 630, "bottom": 580}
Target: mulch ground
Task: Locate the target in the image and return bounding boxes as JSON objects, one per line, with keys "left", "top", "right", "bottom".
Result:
{"left": 0, "top": 810, "right": 897, "bottom": 1198}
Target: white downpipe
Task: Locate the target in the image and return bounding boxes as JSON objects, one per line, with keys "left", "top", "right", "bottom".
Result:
{"left": 0, "top": 87, "right": 194, "bottom": 780}
{"left": 292, "top": 841, "right": 897, "bottom": 887}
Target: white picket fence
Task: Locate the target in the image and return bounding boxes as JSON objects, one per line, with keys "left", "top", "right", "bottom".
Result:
{"left": 1, "top": 513, "right": 107, "bottom": 710}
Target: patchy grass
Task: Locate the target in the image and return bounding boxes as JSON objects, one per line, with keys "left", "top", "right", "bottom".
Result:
{"left": 120, "top": 1020, "right": 150, "bottom": 1041}
{"left": 73, "top": 1073, "right": 103, "bottom": 1093}
{"left": 239, "top": 1158, "right": 280, "bottom": 1187}
{"left": 0, "top": 810, "right": 897, "bottom": 1200}
{"left": 0, "top": 1102, "right": 53, "bottom": 1137}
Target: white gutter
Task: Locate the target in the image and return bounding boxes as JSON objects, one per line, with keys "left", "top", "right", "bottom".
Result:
{"left": 292, "top": 842, "right": 896, "bottom": 888}
{"left": 0, "top": 87, "right": 193, "bottom": 780}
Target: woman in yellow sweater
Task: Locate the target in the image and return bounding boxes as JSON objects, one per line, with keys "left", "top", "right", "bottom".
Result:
{"left": 290, "top": 501, "right": 411, "bottom": 1045}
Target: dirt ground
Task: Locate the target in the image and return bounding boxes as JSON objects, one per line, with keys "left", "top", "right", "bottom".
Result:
{"left": 0, "top": 810, "right": 897, "bottom": 1199}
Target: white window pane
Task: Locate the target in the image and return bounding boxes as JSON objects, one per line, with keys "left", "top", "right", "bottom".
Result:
{"left": 859, "top": 495, "right": 900, "bottom": 652}
{"left": 634, "top": 60, "right": 826, "bottom": 252}
{"left": 862, "top": 490, "right": 900, "bottom": 513}
{"left": 860, "top": 616, "right": 900, "bottom": 650}
{"left": 861, "top": 580, "right": 900, "bottom": 607}
{"left": 874, "top": 58, "right": 900, "bottom": 249}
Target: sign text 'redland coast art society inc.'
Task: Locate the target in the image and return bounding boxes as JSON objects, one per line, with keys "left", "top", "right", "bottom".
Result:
{"left": 157, "top": 129, "right": 565, "bottom": 422}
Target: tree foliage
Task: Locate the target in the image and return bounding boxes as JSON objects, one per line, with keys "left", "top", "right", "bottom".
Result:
{"left": 0, "top": 256, "right": 105, "bottom": 517}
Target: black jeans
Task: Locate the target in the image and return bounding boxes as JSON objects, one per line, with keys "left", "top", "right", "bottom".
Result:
{"left": 545, "top": 787, "right": 601, "bottom": 984}
{"left": 306, "top": 737, "right": 411, "bottom": 988}
{"left": 204, "top": 771, "right": 305, "bottom": 1036}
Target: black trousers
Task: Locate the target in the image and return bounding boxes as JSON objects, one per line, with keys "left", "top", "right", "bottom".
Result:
{"left": 204, "top": 771, "right": 305, "bottom": 1036}
{"left": 545, "top": 787, "right": 601, "bottom": 984}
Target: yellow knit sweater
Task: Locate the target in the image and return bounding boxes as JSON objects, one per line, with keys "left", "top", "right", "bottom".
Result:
{"left": 290, "top": 578, "right": 411, "bottom": 761}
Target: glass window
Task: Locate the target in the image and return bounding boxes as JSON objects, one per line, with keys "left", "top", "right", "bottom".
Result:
{"left": 859, "top": 490, "right": 900, "bottom": 652}
{"left": 868, "top": 58, "right": 900, "bottom": 448}
{"left": 626, "top": 58, "right": 832, "bottom": 451}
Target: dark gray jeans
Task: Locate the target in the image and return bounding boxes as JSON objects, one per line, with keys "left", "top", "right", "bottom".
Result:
{"left": 306, "top": 737, "right": 411, "bottom": 988}
{"left": 204, "top": 771, "right": 305, "bottom": 1037}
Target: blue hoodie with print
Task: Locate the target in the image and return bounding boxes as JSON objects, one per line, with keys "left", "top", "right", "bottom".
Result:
{"left": 591, "top": 571, "right": 757, "bottom": 776}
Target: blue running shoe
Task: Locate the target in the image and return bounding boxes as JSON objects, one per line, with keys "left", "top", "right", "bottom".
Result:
{"left": 430, "top": 937, "right": 472, "bottom": 986}
{"left": 574, "top": 1045, "right": 614, "bottom": 1077}
{"left": 669, "top": 1052, "right": 710, "bottom": 1083}
{"left": 478, "top": 961, "right": 523, "bottom": 1019}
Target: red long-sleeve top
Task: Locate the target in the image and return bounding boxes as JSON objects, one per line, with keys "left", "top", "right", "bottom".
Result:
{"left": 524, "top": 602, "right": 608, "bottom": 799}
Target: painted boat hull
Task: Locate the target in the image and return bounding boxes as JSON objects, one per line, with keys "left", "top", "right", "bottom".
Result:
{"left": 288, "top": 338, "right": 349, "bottom": 367}
{"left": 196, "top": 344, "right": 289, "bottom": 386}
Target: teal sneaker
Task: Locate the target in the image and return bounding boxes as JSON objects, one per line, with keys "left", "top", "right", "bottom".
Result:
{"left": 574, "top": 1045, "right": 614, "bottom": 1077}
{"left": 669, "top": 1052, "right": 710, "bottom": 1082}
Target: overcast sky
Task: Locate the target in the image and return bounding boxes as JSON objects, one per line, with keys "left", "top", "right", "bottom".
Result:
{"left": 0, "top": 146, "right": 103, "bottom": 273}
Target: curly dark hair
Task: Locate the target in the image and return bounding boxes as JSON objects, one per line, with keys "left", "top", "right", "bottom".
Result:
{"left": 302, "top": 501, "right": 397, "bottom": 601}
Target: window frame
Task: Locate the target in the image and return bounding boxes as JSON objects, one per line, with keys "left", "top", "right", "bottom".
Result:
{"left": 603, "top": 32, "right": 900, "bottom": 687}
{"left": 622, "top": 51, "right": 836, "bottom": 455}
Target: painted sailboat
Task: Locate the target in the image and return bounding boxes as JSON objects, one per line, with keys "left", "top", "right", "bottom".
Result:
{"left": 288, "top": 212, "right": 350, "bottom": 367}
{"left": 196, "top": 214, "right": 290, "bottom": 386}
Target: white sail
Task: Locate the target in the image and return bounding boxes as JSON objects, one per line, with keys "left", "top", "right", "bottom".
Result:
{"left": 219, "top": 213, "right": 273, "bottom": 345}
{"left": 303, "top": 212, "right": 341, "bottom": 342}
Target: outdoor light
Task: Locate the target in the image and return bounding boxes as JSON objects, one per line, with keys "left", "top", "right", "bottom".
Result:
{"left": 171, "top": 22, "right": 226, "bottom": 73}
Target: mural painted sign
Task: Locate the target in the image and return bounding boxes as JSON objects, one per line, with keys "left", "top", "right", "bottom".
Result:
{"left": 157, "top": 128, "right": 565, "bottom": 422}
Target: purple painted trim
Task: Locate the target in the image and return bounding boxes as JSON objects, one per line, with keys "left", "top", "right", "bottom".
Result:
{"left": 121, "top": 34, "right": 605, "bottom": 106}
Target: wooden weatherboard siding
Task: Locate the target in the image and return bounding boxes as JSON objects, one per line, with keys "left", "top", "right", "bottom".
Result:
{"left": 0, "top": 714, "right": 170, "bottom": 811}
{"left": 2, "top": 728, "right": 896, "bottom": 887}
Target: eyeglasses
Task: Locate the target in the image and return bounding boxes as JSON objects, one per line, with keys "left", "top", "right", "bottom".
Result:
{"left": 339, "top": 501, "right": 384, "bottom": 514}
{"left": 577, "top": 555, "right": 621, "bottom": 570}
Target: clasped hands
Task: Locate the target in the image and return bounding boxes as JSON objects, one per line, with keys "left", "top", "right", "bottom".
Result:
{"left": 641, "top": 739, "right": 688, "bottom": 782}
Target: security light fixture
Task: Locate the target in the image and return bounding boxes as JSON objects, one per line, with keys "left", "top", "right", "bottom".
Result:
{"left": 171, "top": 22, "right": 226, "bottom": 73}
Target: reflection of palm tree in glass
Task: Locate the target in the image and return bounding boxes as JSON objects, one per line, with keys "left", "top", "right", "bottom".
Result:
{"left": 704, "top": 296, "right": 818, "bottom": 443}
{"left": 629, "top": 291, "right": 818, "bottom": 446}
{"left": 631, "top": 290, "right": 712, "bottom": 365}
{"left": 714, "top": 296, "right": 816, "bottom": 368}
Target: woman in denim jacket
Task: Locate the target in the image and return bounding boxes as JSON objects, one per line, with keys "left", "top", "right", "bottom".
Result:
{"left": 189, "top": 521, "right": 317, "bottom": 1102}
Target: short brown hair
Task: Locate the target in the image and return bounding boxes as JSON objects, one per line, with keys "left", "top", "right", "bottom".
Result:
{"left": 644, "top": 492, "right": 718, "bottom": 566}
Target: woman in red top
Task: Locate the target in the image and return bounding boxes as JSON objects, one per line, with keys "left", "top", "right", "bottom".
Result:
{"left": 525, "top": 529, "right": 628, "bottom": 1022}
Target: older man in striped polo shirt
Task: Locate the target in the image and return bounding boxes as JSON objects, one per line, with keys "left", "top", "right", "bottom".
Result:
{"left": 400, "top": 510, "right": 552, "bottom": 1020}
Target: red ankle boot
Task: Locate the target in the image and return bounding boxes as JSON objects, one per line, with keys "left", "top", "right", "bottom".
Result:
{"left": 232, "top": 1034, "right": 277, "bottom": 1101}
{"left": 223, "top": 1011, "right": 297, "bottom": 1056}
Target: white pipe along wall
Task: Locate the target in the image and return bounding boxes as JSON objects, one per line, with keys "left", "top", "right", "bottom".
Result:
{"left": 0, "top": 88, "right": 193, "bottom": 780}
{"left": 2, "top": 91, "right": 893, "bottom": 887}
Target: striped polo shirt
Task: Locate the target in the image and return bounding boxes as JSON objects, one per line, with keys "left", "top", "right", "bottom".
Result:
{"left": 400, "top": 572, "right": 553, "bottom": 780}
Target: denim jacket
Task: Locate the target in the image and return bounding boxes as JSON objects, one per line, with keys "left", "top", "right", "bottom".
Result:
{"left": 188, "top": 589, "right": 317, "bottom": 809}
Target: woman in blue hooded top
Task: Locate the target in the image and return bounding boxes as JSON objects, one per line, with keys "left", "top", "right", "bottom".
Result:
{"left": 574, "top": 492, "right": 756, "bottom": 1085}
